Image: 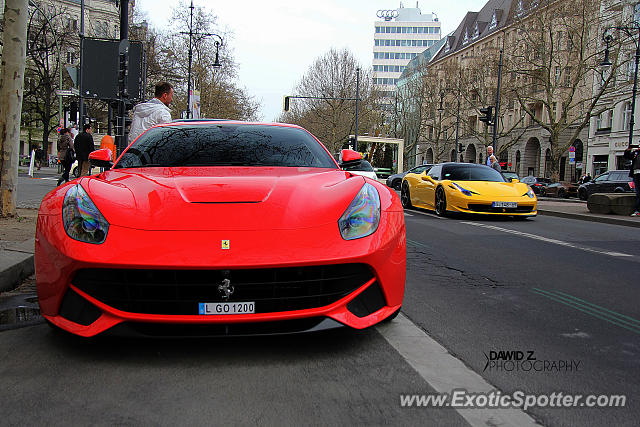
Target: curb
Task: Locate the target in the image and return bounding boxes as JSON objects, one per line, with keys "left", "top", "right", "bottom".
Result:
{"left": 0, "top": 239, "right": 36, "bottom": 293}
{"left": 538, "top": 209, "right": 640, "bottom": 228}
{"left": 0, "top": 251, "right": 34, "bottom": 293}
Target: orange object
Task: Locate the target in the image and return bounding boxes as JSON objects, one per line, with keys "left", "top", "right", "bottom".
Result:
{"left": 100, "top": 135, "right": 116, "bottom": 161}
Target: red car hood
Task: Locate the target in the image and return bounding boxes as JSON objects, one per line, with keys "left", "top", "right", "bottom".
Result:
{"left": 82, "top": 167, "right": 367, "bottom": 231}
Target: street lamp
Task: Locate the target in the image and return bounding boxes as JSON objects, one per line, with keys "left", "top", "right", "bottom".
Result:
{"left": 601, "top": 23, "right": 640, "bottom": 148}
{"left": 182, "top": 0, "right": 223, "bottom": 119}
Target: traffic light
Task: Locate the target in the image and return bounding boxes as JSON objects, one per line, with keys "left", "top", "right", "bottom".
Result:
{"left": 283, "top": 96, "right": 291, "bottom": 112}
{"left": 479, "top": 106, "right": 494, "bottom": 125}
{"left": 458, "top": 143, "right": 465, "bottom": 153}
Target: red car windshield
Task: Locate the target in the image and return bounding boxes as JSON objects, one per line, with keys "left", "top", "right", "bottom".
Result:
{"left": 114, "top": 124, "right": 338, "bottom": 169}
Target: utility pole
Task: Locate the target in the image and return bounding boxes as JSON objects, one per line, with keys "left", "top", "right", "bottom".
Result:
{"left": 78, "top": 0, "right": 85, "bottom": 126}
{"left": 492, "top": 47, "right": 504, "bottom": 150}
{"left": 115, "top": 0, "right": 130, "bottom": 155}
{"left": 355, "top": 67, "right": 360, "bottom": 152}
{"left": 0, "top": 0, "right": 29, "bottom": 217}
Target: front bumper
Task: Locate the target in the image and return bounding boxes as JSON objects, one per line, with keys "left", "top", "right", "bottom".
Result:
{"left": 36, "top": 212, "right": 406, "bottom": 337}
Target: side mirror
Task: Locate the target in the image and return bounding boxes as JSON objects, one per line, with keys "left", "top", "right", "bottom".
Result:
{"left": 89, "top": 148, "right": 113, "bottom": 170}
{"left": 511, "top": 178, "right": 520, "bottom": 183}
{"left": 339, "top": 149, "right": 363, "bottom": 169}
{"left": 421, "top": 175, "right": 434, "bottom": 182}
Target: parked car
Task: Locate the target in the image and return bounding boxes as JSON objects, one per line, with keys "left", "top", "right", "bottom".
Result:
{"left": 540, "top": 181, "right": 578, "bottom": 198}
{"left": 521, "top": 176, "right": 552, "bottom": 194}
{"left": 501, "top": 171, "right": 520, "bottom": 182}
{"left": 386, "top": 164, "right": 434, "bottom": 190}
{"left": 577, "top": 170, "right": 635, "bottom": 200}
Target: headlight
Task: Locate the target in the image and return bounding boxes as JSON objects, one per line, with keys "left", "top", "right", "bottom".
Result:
{"left": 338, "top": 183, "right": 380, "bottom": 240}
{"left": 525, "top": 188, "right": 536, "bottom": 198}
{"left": 451, "top": 182, "right": 475, "bottom": 196}
{"left": 62, "top": 184, "right": 109, "bottom": 244}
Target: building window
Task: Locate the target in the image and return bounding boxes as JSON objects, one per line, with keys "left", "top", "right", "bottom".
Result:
{"left": 623, "top": 102, "right": 632, "bottom": 131}
{"left": 554, "top": 66, "right": 561, "bottom": 84}
{"left": 489, "top": 12, "right": 498, "bottom": 30}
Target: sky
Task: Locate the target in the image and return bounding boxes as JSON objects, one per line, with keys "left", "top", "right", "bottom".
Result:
{"left": 134, "top": 0, "right": 484, "bottom": 122}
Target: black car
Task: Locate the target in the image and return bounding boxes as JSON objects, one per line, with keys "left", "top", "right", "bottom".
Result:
{"left": 386, "top": 164, "right": 433, "bottom": 190}
{"left": 577, "top": 170, "right": 634, "bottom": 200}
{"left": 521, "top": 176, "right": 552, "bottom": 194}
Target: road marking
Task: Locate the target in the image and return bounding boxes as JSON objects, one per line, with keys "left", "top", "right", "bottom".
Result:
{"left": 377, "top": 314, "right": 539, "bottom": 426}
{"left": 404, "top": 212, "right": 413, "bottom": 217}
{"left": 460, "top": 221, "right": 634, "bottom": 258}
{"left": 532, "top": 288, "right": 640, "bottom": 335}
{"left": 404, "top": 209, "right": 446, "bottom": 219}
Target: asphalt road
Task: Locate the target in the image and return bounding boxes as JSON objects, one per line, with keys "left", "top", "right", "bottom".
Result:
{"left": 402, "top": 208, "right": 640, "bottom": 426}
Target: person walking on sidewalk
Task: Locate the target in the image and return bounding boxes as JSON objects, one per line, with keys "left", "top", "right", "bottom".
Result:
{"left": 128, "top": 82, "right": 174, "bottom": 143}
{"left": 623, "top": 145, "right": 640, "bottom": 216}
{"left": 74, "top": 124, "right": 95, "bottom": 176}
{"left": 56, "top": 128, "right": 74, "bottom": 186}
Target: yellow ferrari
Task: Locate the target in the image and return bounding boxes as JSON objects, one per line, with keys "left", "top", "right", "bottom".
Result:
{"left": 401, "top": 162, "right": 537, "bottom": 217}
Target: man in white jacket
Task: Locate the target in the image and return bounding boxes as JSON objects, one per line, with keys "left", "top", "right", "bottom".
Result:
{"left": 128, "top": 82, "right": 174, "bottom": 142}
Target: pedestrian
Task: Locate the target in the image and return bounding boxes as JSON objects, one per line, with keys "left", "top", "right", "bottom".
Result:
{"left": 584, "top": 173, "right": 591, "bottom": 183}
{"left": 74, "top": 123, "right": 95, "bottom": 176}
{"left": 128, "top": 82, "right": 174, "bottom": 143}
{"left": 489, "top": 154, "right": 502, "bottom": 172}
{"left": 486, "top": 146, "right": 494, "bottom": 166}
{"left": 56, "top": 128, "right": 74, "bottom": 186}
{"left": 34, "top": 145, "right": 43, "bottom": 170}
{"left": 623, "top": 145, "right": 640, "bottom": 216}
{"left": 70, "top": 123, "right": 79, "bottom": 140}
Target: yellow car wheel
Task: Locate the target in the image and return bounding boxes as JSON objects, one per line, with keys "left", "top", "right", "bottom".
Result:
{"left": 435, "top": 186, "right": 448, "bottom": 217}
{"left": 401, "top": 182, "right": 413, "bottom": 209}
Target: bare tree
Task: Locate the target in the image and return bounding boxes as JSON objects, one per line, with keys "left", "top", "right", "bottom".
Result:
{"left": 133, "top": 2, "right": 260, "bottom": 120}
{"left": 0, "top": 0, "right": 29, "bottom": 217}
{"left": 21, "top": 3, "right": 75, "bottom": 160}
{"left": 279, "top": 48, "right": 381, "bottom": 155}
{"left": 508, "top": 0, "right": 621, "bottom": 178}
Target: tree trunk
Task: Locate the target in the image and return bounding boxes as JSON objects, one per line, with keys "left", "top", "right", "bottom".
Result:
{"left": 0, "top": 0, "right": 29, "bottom": 217}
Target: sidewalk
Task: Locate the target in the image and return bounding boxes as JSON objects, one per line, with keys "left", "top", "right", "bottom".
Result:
{"left": 537, "top": 198, "right": 640, "bottom": 228}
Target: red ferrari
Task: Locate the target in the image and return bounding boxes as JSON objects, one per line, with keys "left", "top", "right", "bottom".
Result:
{"left": 36, "top": 121, "right": 406, "bottom": 337}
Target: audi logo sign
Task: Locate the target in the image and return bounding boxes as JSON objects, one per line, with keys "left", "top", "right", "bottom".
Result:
{"left": 376, "top": 9, "right": 399, "bottom": 21}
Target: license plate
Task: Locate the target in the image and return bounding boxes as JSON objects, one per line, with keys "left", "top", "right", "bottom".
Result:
{"left": 492, "top": 201, "right": 517, "bottom": 208}
{"left": 199, "top": 302, "right": 255, "bottom": 315}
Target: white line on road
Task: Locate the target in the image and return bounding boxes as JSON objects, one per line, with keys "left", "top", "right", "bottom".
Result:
{"left": 460, "top": 221, "right": 634, "bottom": 258}
{"left": 404, "top": 209, "right": 447, "bottom": 219}
{"left": 377, "top": 313, "right": 540, "bottom": 426}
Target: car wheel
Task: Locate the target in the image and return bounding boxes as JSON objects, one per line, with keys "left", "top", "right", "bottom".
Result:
{"left": 558, "top": 189, "right": 566, "bottom": 198}
{"left": 393, "top": 179, "right": 402, "bottom": 191}
{"left": 435, "top": 186, "right": 448, "bottom": 217}
{"left": 401, "top": 182, "right": 413, "bottom": 209}
{"left": 540, "top": 187, "right": 546, "bottom": 197}
{"left": 614, "top": 187, "right": 624, "bottom": 193}
{"left": 72, "top": 166, "right": 78, "bottom": 177}
{"left": 578, "top": 188, "right": 587, "bottom": 201}
{"left": 383, "top": 307, "right": 402, "bottom": 323}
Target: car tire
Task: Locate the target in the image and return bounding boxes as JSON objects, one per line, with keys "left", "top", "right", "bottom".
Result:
{"left": 614, "top": 187, "right": 624, "bottom": 193}
{"left": 383, "top": 307, "right": 401, "bottom": 323}
{"left": 578, "top": 188, "right": 587, "bottom": 201}
{"left": 558, "top": 189, "right": 566, "bottom": 198}
{"left": 401, "top": 182, "right": 413, "bottom": 209}
{"left": 540, "top": 187, "right": 546, "bottom": 197}
{"left": 435, "top": 186, "right": 448, "bottom": 217}
{"left": 72, "top": 166, "right": 79, "bottom": 177}
{"left": 393, "top": 179, "right": 402, "bottom": 191}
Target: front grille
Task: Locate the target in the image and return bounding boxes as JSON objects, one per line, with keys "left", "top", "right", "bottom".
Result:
{"left": 467, "top": 204, "right": 534, "bottom": 213}
{"left": 72, "top": 264, "right": 374, "bottom": 315}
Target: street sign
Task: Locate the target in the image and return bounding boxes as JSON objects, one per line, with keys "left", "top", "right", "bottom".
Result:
{"left": 55, "top": 88, "right": 79, "bottom": 96}
{"left": 569, "top": 146, "right": 576, "bottom": 152}
{"left": 569, "top": 157, "right": 575, "bottom": 163}
{"left": 576, "top": 162, "right": 583, "bottom": 169}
